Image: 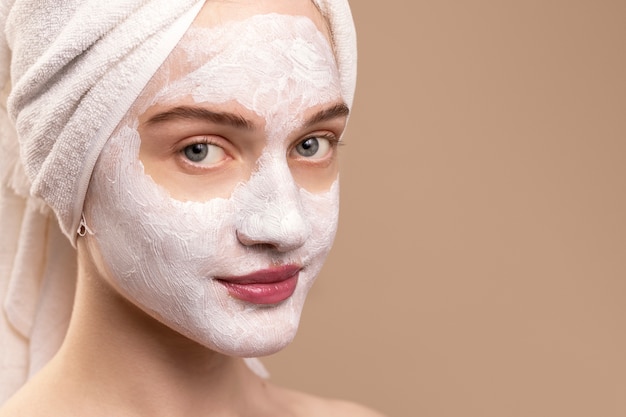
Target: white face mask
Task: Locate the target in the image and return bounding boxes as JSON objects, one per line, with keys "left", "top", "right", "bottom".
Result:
{"left": 83, "top": 14, "right": 343, "bottom": 357}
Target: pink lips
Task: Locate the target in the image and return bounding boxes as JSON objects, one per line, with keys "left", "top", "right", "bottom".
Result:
{"left": 216, "top": 264, "right": 301, "bottom": 305}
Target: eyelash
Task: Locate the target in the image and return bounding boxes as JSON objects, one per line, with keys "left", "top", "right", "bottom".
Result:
{"left": 177, "top": 136, "right": 229, "bottom": 167}
{"left": 292, "top": 133, "right": 341, "bottom": 154}
{"left": 316, "top": 133, "right": 341, "bottom": 147}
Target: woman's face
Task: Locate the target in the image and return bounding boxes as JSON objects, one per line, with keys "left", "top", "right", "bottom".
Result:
{"left": 82, "top": 2, "right": 347, "bottom": 356}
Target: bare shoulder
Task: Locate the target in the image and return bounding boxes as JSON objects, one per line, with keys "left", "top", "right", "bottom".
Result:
{"left": 0, "top": 366, "right": 82, "bottom": 417}
{"left": 275, "top": 386, "right": 387, "bottom": 417}
{"left": 0, "top": 385, "right": 38, "bottom": 417}
{"left": 0, "top": 388, "right": 45, "bottom": 417}
{"left": 0, "top": 385, "right": 64, "bottom": 417}
{"left": 325, "top": 398, "right": 388, "bottom": 417}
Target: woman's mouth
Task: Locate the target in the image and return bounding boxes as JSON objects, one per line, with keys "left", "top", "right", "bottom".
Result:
{"left": 216, "top": 264, "right": 301, "bottom": 304}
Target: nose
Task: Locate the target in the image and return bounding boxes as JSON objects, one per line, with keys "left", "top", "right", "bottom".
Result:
{"left": 234, "top": 161, "right": 311, "bottom": 253}
{"left": 236, "top": 208, "right": 310, "bottom": 252}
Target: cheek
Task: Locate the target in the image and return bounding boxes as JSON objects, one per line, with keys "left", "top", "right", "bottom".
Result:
{"left": 83, "top": 127, "right": 238, "bottom": 329}
{"left": 300, "top": 179, "right": 340, "bottom": 256}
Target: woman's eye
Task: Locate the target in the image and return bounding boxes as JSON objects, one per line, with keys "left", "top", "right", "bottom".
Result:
{"left": 181, "top": 142, "right": 226, "bottom": 166}
{"left": 293, "top": 136, "right": 332, "bottom": 160}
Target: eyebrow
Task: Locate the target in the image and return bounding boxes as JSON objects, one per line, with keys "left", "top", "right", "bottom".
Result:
{"left": 303, "top": 102, "right": 350, "bottom": 128}
{"left": 144, "top": 102, "right": 350, "bottom": 130}
{"left": 144, "top": 106, "right": 254, "bottom": 130}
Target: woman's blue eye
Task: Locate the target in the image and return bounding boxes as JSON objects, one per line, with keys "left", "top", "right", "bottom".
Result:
{"left": 181, "top": 142, "right": 226, "bottom": 166}
{"left": 184, "top": 143, "right": 208, "bottom": 162}
{"left": 294, "top": 137, "right": 332, "bottom": 159}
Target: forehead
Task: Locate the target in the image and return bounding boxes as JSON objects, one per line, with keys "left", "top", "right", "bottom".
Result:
{"left": 160, "top": 0, "right": 335, "bottom": 87}
{"left": 192, "top": 0, "right": 332, "bottom": 41}
{"left": 161, "top": 17, "right": 338, "bottom": 95}
{"left": 135, "top": 10, "right": 341, "bottom": 124}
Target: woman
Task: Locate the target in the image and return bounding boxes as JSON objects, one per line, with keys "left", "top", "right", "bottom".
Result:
{"left": 0, "top": 0, "right": 381, "bottom": 415}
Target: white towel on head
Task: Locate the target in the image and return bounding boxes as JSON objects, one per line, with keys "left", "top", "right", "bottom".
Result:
{"left": 4, "top": 0, "right": 208, "bottom": 241}
{"left": 0, "top": 0, "right": 356, "bottom": 404}
{"left": 0, "top": 0, "right": 207, "bottom": 403}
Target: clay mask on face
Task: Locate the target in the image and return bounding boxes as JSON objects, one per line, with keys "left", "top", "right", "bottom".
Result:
{"left": 84, "top": 14, "right": 343, "bottom": 357}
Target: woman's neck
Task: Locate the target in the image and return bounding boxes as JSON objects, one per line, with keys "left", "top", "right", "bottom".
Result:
{"left": 47, "top": 259, "right": 278, "bottom": 417}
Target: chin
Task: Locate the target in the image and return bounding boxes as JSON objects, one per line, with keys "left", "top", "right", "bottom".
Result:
{"left": 232, "top": 330, "right": 298, "bottom": 358}
{"left": 195, "top": 316, "right": 301, "bottom": 357}
{"left": 155, "top": 293, "right": 307, "bottom": 358}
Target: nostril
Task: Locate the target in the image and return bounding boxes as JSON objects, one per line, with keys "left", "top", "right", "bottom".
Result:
{"left": 235, "top": 210, "right": 311, "bottom": 253}
{"left": 236, "top": 229, "right": 305, "bottom": 252}
{"left": 236, "top": 230, "right": 275, "bottom": 249}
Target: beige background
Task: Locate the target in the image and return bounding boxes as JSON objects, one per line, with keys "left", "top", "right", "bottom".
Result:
{"left": 265, "top": 1, "right": 626, "bottom": 416}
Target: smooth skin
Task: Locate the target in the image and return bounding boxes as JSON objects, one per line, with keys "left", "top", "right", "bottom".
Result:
{"left": 0, "top": 1, "right": 385, "bottom": 416}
